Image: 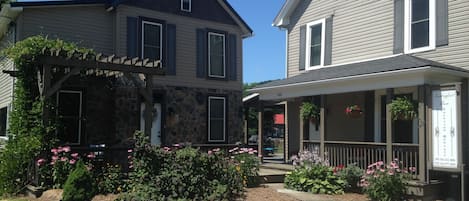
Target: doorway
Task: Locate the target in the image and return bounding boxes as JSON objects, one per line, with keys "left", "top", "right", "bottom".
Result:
{"left": 140, "top": 103, "right": 162, "bottom": 145}
{"left": 57, "top": 90, "right": 83, "bottom": 145}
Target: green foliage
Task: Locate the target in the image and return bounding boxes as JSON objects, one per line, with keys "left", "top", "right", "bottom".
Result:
{"left": 360, "top": 160, "right": 412, "bottom": 201}
{"left": 0, "top": 36, "right": 94, "bottom": 196}
{"left": 300, "top": 102, "right": 319, "bottom": 120}
{"left": 119, "top": 131, "right": 244, "bottom": 200}
{"left": 62, "top": 160, "right": 97, "bottom": 201}
{"left": 230, "top": 147, "right": 260, "bottom": 187}
{"left": 389, "top": 97, "right": 417, "bottom": 120}
{"left": 336, "top": 163, "right": 364, "bottom": 192}
{"left": 96, "top": 163, "right": 127, "bottom": 194}
{"left": 284, "top": 164, "right": 346, "bottom": 195}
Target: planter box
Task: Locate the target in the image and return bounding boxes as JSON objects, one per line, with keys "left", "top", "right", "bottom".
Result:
{"left": 405, "top": 180, "right": 443, "bottom": 201}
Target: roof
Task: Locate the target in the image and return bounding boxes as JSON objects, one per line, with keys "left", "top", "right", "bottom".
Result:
{"left": 252, "top": 55, "right": 469, "bottom": 90}
{"left": 273, "top": 0, "right": 301, "bottom": 27}
{"left": 10, "top": 0, "right": 253, "bottom": 37}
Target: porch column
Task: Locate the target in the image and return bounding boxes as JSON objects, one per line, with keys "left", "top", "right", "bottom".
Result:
{"left": 418, "top": 85, "right": 427, "bottom": 181}
{"left": 386, "top": 88, "right": 394, "bottom": 164}
{"left": 320, "top": 95, "right": 326, "bottom": 158}
{"left": 257, "top": 101, "right": 264, "bottom": 162}
{"left": 244, "top": 108, "right": 249, "bottom": 144}
{"left": 41, "top": 65, "right": 52, "bottom": 126}
{"left": 144, "top": 74, "right": 153, "bottom": 137}
{"left": 299, "top": 105, "right": 304, "bottom": 152}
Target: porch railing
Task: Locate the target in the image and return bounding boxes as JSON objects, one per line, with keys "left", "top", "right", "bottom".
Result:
{"left": 303, "top": 141, "right": 419, "bottom": 176}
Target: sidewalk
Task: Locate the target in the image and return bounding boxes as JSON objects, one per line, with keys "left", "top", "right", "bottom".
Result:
{"left": 264, "top": 183, "right": 368, "bottom": 201}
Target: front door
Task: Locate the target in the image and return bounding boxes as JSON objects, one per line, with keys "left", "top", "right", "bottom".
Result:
{"left": 57, "top": 90, "right": 83, "bottom": 145}
{"left": 140, "top": 103, "right": 162, "bottom": 145}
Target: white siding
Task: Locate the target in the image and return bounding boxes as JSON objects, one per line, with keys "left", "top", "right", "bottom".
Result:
{"left": 0, "top": 27, "right": 15, "bottom": 109}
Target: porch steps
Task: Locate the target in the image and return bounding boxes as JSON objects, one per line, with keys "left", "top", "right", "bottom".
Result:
{"left": 406, "top": 180, "right": 443, "bottom": 201}
{"left": 258, "top": 163, "right": 294, "bottom": 184}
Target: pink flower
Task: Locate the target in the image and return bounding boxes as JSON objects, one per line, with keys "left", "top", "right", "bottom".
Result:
{"left": 71, "top": 153, "right": 79, "bottom": 158}
{"left": 57, "top": 146, "right": 63, "bottom": 153}
{"left": 377, "top": 161, "right": 384, "bottom": 166}
{"left": 127, "top": 149, "right": 133, "bottom": 153}
{"left": 36, "top": 158, "right": 46, "bottom": 166}
{"left": 212, "top": 148, "right": 220, "bottom": 152}
{"left": 50, "top": 161, "right": 55, "bottom": 165}
{"left": 60, "top": 157, "right": 68, "bottom": 162}
{"left": 208, "top": 150, "right": 213, "bottom": 155}
{"left": 127, "top": 155, "right": 132, "bottom": 159}
{"left": 129, "top": 165, "right": 133, "bottom": 169}
{"left": 409, "top": 167, "right": 417, "bottom": 173}
{"left": 51, "top": 148, "right": 58, "bottom": 155}
{"left": 52, "top": 155, "right": 59, "bottom": 162}
{"left": 62, "top": 146, "right": 71, "bottom": 153}
{"left": 69, "top": 159, "right": 76, "bottom": 165}
{"left": 87, "top": 153, "right": 96, "bottom": 159}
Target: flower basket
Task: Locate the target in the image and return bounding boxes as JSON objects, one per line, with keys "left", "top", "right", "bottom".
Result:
{"left": 389, "top": 97, "right": 417, "bottom": 121}
{"left": 300, "top": 102, "right": 320, "bottom": 122}
{"left": 345, "top": 105, "right": 363, "bottom": 119}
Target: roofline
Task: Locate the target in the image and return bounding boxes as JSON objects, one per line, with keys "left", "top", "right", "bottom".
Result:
{"left": 217, "top": 0, "right": 253, "bottom": 38}
{"left": 11, "top": 0, "right": 108, "bottom": 7}
{"left": 243, "top": 93, "right": 259, "bottom": 102}
{"left": 273, "top": 0, "right": 300, "bottom": 27}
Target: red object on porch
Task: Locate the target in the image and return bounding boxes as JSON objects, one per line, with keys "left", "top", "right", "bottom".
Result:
{"left": 274, "top": 114, "right": 284, "bottom": 125}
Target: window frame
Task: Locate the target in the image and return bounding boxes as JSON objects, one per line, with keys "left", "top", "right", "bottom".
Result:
{"left": 208, "top": 32, "right": 226, "bottom": 78}
{"left": 0, "top": 106, "right": 8, "bottom": 140}
{"left": 208, "top": 96, "right": 226, "bottom": 143}
{"left": 305, "top": 18, "right": 326, "bottom": 71}
{"left": 404, "top": 0, "right": 436, "bottom": 54}
{"left": 56, "top": 90, "right": 83, "bottom": 145}
{"left": 141, "top": 20, "right": 163, "bottom": 61}
{"left": 181, "top": 0, "right": 192, "bottom": 12}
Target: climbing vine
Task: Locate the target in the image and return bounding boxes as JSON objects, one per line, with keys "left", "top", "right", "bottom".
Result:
{"left": 0, "top": 36, "right": 94, "bottom": 195}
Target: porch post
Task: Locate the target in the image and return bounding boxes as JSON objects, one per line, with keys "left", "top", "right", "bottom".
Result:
{"left": 41, "top": 65, "right": 52, "bottom": 126}
{"left": 299, "top": 105, "right": 304, "bottom": 152}
{"left": 386, "top": 88, "right": 394, "bottom": 164}
{"left": 144, "top": 74, "right": 153, "bottom": 137}
{"left": 418, "top": 85, "right": 427, "bottom": 181}
{"left": 257, "top": 101, "right": 264, "bottom": 162}
{"left": 320, "top": 95, "right": 326, "bottom": 159}
{"left": 244, "top": 108, "right": 249, "bottom": 144}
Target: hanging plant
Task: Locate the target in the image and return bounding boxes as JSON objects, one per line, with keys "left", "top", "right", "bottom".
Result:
{"left": 389, "top": 97, "right": 417, "bottom": 121}
{"left": 300, "top": 102, "right": 320, "bottom": 122}
{"left": 345, "top": 105, "right": 363, "bottom": 118}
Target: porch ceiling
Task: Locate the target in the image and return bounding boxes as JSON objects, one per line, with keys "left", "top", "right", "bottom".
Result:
{"left": 250, "top": 55, "right": 469, "bottom": 100}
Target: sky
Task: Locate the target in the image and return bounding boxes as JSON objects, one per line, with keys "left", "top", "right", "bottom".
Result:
{"left": 228, "top": 0, "right": 286, "bottom": 84}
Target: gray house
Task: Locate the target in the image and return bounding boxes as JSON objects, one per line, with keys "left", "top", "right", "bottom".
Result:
{"left": 0, "top": 0, "right": 252, "bottom": 148}
{"left": 251, "top": 0, "right": 469, "bottom": 199}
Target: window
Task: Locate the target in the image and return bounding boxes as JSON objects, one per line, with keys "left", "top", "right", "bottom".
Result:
{"left": 208, "top": 32, "right": 226, "bottom": 78}
{"left": 305, "top": 19, "right": 325, "bottom": 70}
{"left": 181, "top": 0, "right": 191, "bottom": 12}
{"left": 57, "top": 91, "right": 82, "bottom": 145}
{"left": 208, "top": 96, "right": 226, "bottom": 142}
{"left": 404, "top": 0, "right": 435, "bottom": 53}
{"left": 141, "top": 20, "right": 163, "bottom": 61}
{"left": 0, "top": 107, "right": 7, "bottom": 138}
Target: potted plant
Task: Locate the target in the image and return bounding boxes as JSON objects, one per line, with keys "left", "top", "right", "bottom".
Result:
{"left": 345, "top": 105, "right": 363, "bottom": 118}
{"left": 389, "top": 97, "right": 417, "bottom": 121}
{"left": 300, "top": 102, "right": 320, "bottom": 123}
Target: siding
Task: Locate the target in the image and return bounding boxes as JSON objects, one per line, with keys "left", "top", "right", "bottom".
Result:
{"left": 0, "top": 27, "right": 15, "bottom": 109}
{"left": 287, "top": 0, "right": 469, "bottom": 78}
{"left": 19, "top": 6, "right": 114, "bottom": 54}
{"left": 287, "top": 0, "right": 394, "bottom": 78}
{"left": 413, "top": 0, "right": 469, "bottom": 69}
{"left": 116, "top": 5, "right": 243, "bottom": 91}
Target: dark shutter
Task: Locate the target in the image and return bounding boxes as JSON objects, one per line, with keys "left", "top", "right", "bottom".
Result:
{"left": 299, "top": 25, "right": 306, "bottom": 71}
{"left": 196, "top": 29, "right": 207, "bottom": 78}
{"left": 393, "top": 0, "right": 404, "bottom": 54}
{"left": 227, "top": 34, "right": 237, "bottom": 81}
{"left": 324, "top": 17, "right": 333, "bottom": 66}
{"left": 166, "top": 24, "right": 176, "bottom": 75}
{"left": 436, "top": 0, "right": 449, "bottom": 46}
{"left": 127, "top": 17, "right": 138, "bottom": 58}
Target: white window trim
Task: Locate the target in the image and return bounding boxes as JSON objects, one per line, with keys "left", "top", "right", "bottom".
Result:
{"left": 57, "top": 90, "right": 83, "bottom": 145}
{"left": 0, "top": 106, "right": 9, "bottom": 140}
{"left": 305, "top": 18, "right": 326, "bottom": 71}
{"left": 181, "top": 0, "right": 192, "bottom": 12}
{"left": 404, "top": 0, "right": 436, "bottom": 54}
{"left": 208, "top": 32, "right": 226, "bottom": 78}
{"left": 208, "top": 96, "right": 226, "bottom": 142}
{"left": 141, "top": 20, "right": 163, "bottom": 60}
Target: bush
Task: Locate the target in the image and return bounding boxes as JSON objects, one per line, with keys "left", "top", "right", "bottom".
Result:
{"left": 96, "top": 163, "right": 127, "bottom": 194}
{"left": 229, "top": 147, "right": 260, "bottom": 187}
{"left": 360, "top": 160, "right": 412, "bottom": 201}
{"left": 62, "top": 160, "right": 97, "bottom": 201}
{"left": 336, "top": 163, "right": 363, "bottom": 192}
{"left": 118, "top": 131, "right": 244, "bottom": 200}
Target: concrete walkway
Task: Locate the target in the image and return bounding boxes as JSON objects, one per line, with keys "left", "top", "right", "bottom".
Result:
{"left": 265, "top": 183, "right": 368, "bottom": 201}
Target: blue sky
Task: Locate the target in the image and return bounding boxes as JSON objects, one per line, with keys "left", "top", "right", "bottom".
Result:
{"left": 228, "top": 0, "right": 286, "bottom": 84}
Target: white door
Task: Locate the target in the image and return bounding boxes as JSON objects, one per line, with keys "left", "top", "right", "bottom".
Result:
{"left": 140, "top": 103, "right": 162, "bottom": 145}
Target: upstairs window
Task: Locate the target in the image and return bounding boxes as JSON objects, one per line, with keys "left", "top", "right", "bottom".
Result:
{"left": 305, "top": 19, "right": 325, "bottom": 70}
{"left": 208, "top": 96, "right": 226, "bottom": 142}
{"left": 208, "top": 32, "right": 226, "bottom": 78}
{"left": 0, "top": 107, "right": 7, "bottom": 138}
{"left": 404, "top": 0, "right": 435, "bottom": 53}
{"left": 141, "top": 20, "right": 163, "bottom": 61}
{"left": 181, "top": 0, "right": 191, "bottom": 12}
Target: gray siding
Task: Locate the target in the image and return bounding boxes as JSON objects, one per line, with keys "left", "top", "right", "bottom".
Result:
{"left": 0, "top": 27, "right": 15, "bottom": 109}
{"left": 413, "top": 0, "right": 469, "bottom": 69}
{"left": 116, "top": 5, "right": 243, "bottom": 91}
{"left": 18, "top": 6, "right": 114, "bottom": 54}
{"left": 287, "top": 0, "right": 469, "bottom": 78}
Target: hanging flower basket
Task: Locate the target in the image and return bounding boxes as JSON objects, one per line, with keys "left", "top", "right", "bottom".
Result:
{"left": 345, "top": 105, "right": 363, "bottom": 119}
{"left": 390, "top": 97, "right": 417, "bottom": 121}
{"left": 300, "top": 102, "right": 320, "bottom": 123}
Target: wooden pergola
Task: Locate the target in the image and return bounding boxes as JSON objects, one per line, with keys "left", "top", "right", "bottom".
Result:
{"left": 8, "top": 48, "right": 165, "bottom": 137}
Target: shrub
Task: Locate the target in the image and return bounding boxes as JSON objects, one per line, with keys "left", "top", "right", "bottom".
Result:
{"left": 62, "top": 160, "right": 97, "bottom": 201}
{"left": 229, "top": 147, "right": 260, "bottom": 187}
{"left": 336, "top": 163, "right": 363, "bottom": 193}
{"left": 96, "top": 163, "right": 126, "bottom": 194}
{"left": 360, "top": 160, "right": 412, "bottom": 201}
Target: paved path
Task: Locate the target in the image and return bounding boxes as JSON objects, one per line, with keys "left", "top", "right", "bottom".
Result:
{"left": 264, "top": 183, "right": 368, "bottom": 201}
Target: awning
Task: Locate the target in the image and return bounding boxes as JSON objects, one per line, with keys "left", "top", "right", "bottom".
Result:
{"left": 250, "top": 55, "right": 469, "bottom": 100}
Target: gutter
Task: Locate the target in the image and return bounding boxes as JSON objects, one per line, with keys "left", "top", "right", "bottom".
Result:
{"left": 0, "top": 4, "right": 22, "bottom": 40}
